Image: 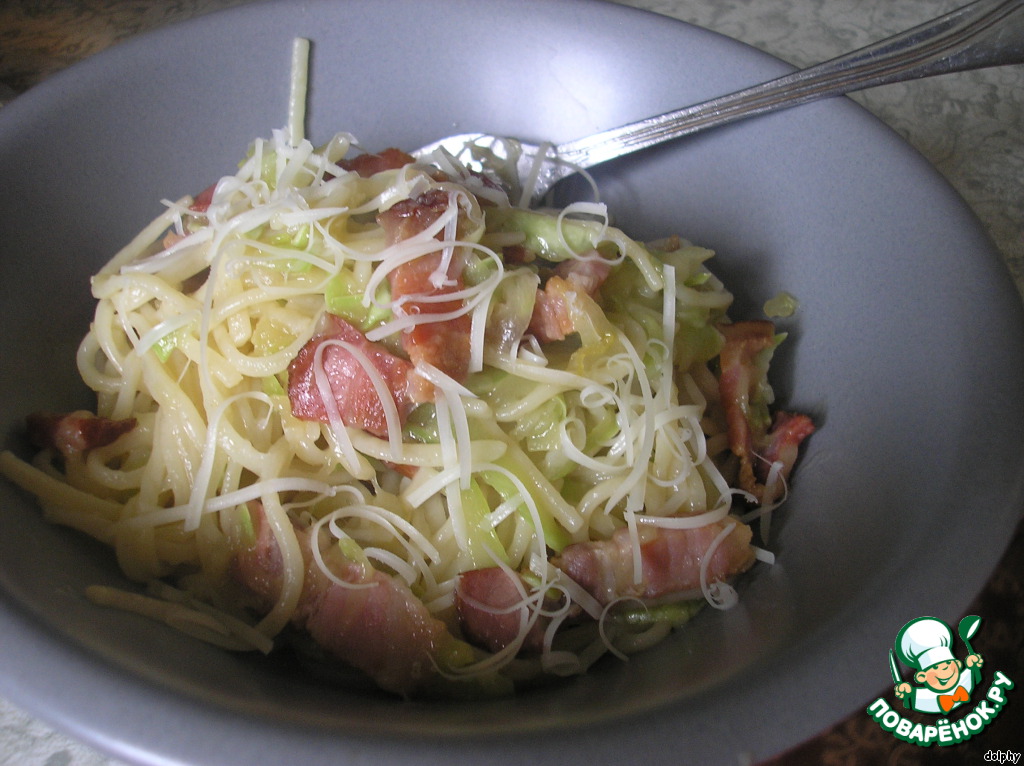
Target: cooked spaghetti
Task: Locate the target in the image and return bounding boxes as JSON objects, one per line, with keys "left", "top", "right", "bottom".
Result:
{"left": 0, "top": 120, "right": 814, "bottom": 697}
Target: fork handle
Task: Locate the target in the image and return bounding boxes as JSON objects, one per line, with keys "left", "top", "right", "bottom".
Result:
{"left": 556, "top": 0, "right": 1024, "bottom": 169}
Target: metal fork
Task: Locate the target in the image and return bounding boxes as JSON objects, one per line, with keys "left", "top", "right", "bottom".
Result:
{"left": 413, "top": 0, "right": 1024, "bottom": 205}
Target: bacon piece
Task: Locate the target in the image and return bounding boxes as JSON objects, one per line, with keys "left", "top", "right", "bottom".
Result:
{"left": 231, "top": 503, "right": 285, "bottom": 612}
{"left": 553, "top": 256, "right": 612, "bottom": 296}
{"left": 388, "top": 249, "right": 471, "bottom": 380}
{"left": 300, "top": 546, "right": 447, "bottom": 696}
{"left": 380, "top": 189, "right": 453, "bottom": 243}
{"left": 758, "top": 410, "right": 816, "bottom": 485}
{"left": 717, "top": 320, "right": 775, "bottom": 495}
{"left": 287, "top": 315, "right": 415, "bottom": 438}
{"left": 189, "top": 183, "right": 217, "bottom": 212}
{"left": 717, "top": 320, "right": 814, "bottom": 501}
{"left": 233, "top": 502, "right": 454, "bottom": 696}
{"left": 528, "top": 276, "right": 576, "bottom": 343}
{"left": 528, "top": 255, "right": 612, "bottom": 343}
{"left": 378, "top": 189, "right": 472, "bottom": 398}
{"left": 552, "top": 520, "right": 756, "bottom": 606}
{"left": 455, "top": 568, "right": 549, "bottom": 654}
{"left": 162, "top": 230, "right": 185, "bottom": 249}
{"left": 339, "top": 148, "right": 415, "bottom": 179}
{"left": 26, "top": 411, "right": 136, "bottom": 456}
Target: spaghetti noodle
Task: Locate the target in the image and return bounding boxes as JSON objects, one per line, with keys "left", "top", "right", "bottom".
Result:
{"left": 0, "top": 122, "right": 813, "bottom": 697}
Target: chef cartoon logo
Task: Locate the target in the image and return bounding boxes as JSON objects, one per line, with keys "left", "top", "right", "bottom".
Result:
{"left": 866, "top": 615, "right": 1016, "bottom": 747}
{"left": 891, "top": 616, "right": 983, "bottom": 714}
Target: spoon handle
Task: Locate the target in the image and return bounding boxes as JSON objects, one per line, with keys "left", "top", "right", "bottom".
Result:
{"left": 557, "top": 0, "right": 1024, "bottom": 168}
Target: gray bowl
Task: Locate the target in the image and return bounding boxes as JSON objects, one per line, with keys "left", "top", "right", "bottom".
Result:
{"left": 1, "top": 1, "right": 1022, "bottom": 763}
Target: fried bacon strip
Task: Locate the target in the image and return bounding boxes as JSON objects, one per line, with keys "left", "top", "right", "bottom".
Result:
{"left": 528, "top": 256, "right": 612, "bottom": 343}
{"left": 378, "top": 189, "right": 472, "bottom": 398}
{"left": 287, "top": 315, "right": 416, "bottom": 438}
{"left": 455, "top": 567, "right": 551, "bottom": 654}
{"left": 717, "top": 320, "right": 814, "bottom": 502}
{"left": 233, "top": 502, "right": 455, "bottom": 697}
{"left": 339, "top": 147, "right": 415, "bottom": 178}
{"left": 551, "top": 520, "right": 756, "bottom": 606}
{"left": 26, "top": 411, "right": 136, "bottom": 456}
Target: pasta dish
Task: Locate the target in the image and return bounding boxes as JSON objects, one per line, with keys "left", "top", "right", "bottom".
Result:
{"left": 0, "top": 92, "right": 814, "bottom": 698}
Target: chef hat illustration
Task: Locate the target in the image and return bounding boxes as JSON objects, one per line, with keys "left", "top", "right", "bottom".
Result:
{"left": 896, "top": 617, "right": 956, "bottom": 671}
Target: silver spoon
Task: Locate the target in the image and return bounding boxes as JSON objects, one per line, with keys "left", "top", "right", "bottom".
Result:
{"left": 414, "top": 0, "right": 1024, "bottom": 205}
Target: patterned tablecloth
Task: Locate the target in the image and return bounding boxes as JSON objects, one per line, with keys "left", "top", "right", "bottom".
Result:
{"left": 1, "top": 1, "right": 1021, "bottom": 764}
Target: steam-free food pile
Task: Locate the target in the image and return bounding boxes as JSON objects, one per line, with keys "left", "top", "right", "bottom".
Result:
{"left": 1, "top": 130, "right": 813, "bottom": 697}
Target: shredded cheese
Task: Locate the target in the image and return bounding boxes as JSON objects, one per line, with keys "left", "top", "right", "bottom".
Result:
{"left": 0, "top": 55, "right": 808, "bottom": 690}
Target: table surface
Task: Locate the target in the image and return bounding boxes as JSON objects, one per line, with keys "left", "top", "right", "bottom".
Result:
{"left": 1, "top": 1, "right": 1022, "bottom": 764}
